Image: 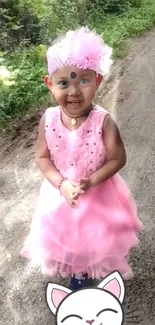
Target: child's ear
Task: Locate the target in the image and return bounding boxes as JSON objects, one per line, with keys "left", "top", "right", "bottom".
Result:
{"left": 97, "top": 271, "right": 125, "bottom": 303}
{"left": 96, "top": 73, "right": 103, "bottom": 88}
{"left": 46, "top": 283, "right": 72, "bottom": 315}
{"left": 44, "top": 75, "right": 53, "bottom": 91}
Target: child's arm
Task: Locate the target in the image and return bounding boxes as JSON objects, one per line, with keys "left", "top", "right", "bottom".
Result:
{"left": 35, "top": 114, "right": 64, "bottom": 188}
{"left": 89, "top": 115, "right": 126, "bottom": 188}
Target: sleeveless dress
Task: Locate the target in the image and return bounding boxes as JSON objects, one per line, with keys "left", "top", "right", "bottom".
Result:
{"left": 21, "top": 105, "right": 142, "bottom": 279}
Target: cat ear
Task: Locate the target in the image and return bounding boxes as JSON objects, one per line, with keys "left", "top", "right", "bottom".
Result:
{"left": 97, "top": 271, "right": 125, "bottom": 303}
{"left": 46, "top": 283, "right": 72, "bottom": 315}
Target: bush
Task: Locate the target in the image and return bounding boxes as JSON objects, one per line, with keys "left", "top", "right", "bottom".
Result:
{"left": 0, "top": 0, "right": 42, "bottom": 51}
{"left": 0, "top": 46, "right": 49, "bottom": 125}
{"left": 51, "top": 0, "right": 143, "bottom": 32}
{"left": 87, "top": 0, "right": 142, "bottom": 14}
{"left": 0, "top": 0, "right": 143, "bottom": 51}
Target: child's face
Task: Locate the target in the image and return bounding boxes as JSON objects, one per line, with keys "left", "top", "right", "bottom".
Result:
{"left": 45, "top": 65, "right": 102, "bottom": 114}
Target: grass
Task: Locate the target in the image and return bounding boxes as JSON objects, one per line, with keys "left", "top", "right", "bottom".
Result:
{"left": 1, "top": 0, "right": 155, "bottom": 129}
{"left": 0, "top": 45, "right": 50, "bottom": 129}
{"left": 90, "top": 0, "right": 155, "bottom": 57}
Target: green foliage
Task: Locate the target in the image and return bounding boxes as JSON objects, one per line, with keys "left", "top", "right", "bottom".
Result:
{"left": 1, "top": 0, "right": 155, "bottom": 128}
{"left": 0, "top": 0, "right": 42, "bottom": 51}
{"left": 49, "top": 0, "right": 143, "bottom": 34}
{"left": 91, "top": 0, "right": 155, "bottom": 50}
{"left": 51, "top": 0, "right": 88, "bottom": 32}
{"left": 0, "top": 0, "right": 143, "bottom": 51}
{"left": 87, "top": 0, "right": 142, "bottom": 14}
{"left": 0, "top": 46, "right": 49, "bottom": 125}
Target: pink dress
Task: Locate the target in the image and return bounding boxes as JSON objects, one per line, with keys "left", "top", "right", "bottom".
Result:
{"left": 21, "top": 105, "right": 142, "bottom": 279}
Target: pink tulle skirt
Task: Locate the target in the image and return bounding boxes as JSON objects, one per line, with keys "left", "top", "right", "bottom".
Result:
{"left": 21, "top": 174, "right": 142, "bottom": 279}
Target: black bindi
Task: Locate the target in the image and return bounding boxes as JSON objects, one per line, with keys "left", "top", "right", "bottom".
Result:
{"left": 70, "top": 71, "right": 77, "bottom": 79}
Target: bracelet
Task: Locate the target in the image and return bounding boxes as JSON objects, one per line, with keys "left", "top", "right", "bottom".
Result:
{"left": 58, "top": 177, "right": 66, "bottom": 190}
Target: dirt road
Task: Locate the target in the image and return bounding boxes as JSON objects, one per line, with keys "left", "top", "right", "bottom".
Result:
{"left": 1, "top": 29, "right": 155, "bottom": 325}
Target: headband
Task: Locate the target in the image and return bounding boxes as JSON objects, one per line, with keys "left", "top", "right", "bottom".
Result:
{"left": 46, "top": 27, "right": 113, "bottom": 76}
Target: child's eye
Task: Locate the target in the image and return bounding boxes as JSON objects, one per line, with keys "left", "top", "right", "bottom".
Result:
{"left": 80, "top": 79, "right": 89, "bottom": 84}
{"left": 58, "top": 81, "right": 68, "bottom": 87}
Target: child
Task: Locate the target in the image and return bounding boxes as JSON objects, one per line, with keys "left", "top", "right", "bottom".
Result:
{"left": 21, "top": 27, "right": 142, "bottom": 290}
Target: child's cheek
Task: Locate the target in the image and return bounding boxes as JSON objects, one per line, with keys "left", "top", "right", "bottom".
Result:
{"left": 52, "top": 89, "right": 61, "bottom": 103}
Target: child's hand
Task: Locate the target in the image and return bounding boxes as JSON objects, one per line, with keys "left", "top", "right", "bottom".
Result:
{"left": 60, "top": 180, "right": 84, "bottom": 208}
{"left": 78, "top": 178, "right": 91, "bottom": 192}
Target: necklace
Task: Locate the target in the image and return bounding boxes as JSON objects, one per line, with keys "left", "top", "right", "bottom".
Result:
{"left": 61, "top": 105, "right": 93, "bottom": 125}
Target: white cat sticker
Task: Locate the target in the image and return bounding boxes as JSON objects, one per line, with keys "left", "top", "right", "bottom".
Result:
{"left": 46, "top": 271, "right": 125, "bottom": 325}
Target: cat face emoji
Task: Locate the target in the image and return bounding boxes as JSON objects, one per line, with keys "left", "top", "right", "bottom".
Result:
{"left": 46, "top": 271, "right": 125, "bottom": 325}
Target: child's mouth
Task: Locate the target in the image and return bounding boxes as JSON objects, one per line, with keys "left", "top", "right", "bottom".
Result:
{"left": 68, "top": 101, "right": 82, "bottom": 107}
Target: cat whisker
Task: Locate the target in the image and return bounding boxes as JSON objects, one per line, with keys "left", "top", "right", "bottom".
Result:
{"left": 126, "top": 315, "right": 140, "bottom": 319}
{"left": 126, "top": 318, "right": 140, "bottom": 322}
{"left": 126, "top": 308, "right": 138, "bottom": 315}
{"left": 126, "top": 319, "right": 140, "bottom": 324}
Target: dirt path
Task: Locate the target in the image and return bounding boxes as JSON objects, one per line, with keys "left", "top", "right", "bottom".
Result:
{"left": 1, "top": 29, "right": 155, "bottom": 325}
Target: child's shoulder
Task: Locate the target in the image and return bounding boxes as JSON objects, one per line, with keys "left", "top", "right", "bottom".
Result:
{"left": 44, "top": 105, "right": 60, "bottom": 123}
{"left": 45, "top": 105, "right": 60, "bottom": 115}
{"left": 93, "top": 104, "right": 110, "bottom": 120}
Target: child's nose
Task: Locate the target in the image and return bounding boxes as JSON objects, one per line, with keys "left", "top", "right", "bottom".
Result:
{"left": 86, "top": 320, "right": 95, "bottom": 324}
{"left": 68, "top": 86, "right": 80, "bottom": 96}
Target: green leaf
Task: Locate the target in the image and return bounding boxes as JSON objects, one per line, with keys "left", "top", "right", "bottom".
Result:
{"left": 11, "top": 25, "right": 23, "bottom": 30}
{"left": 1, "top": 32, "right": 8, "bottom": 38}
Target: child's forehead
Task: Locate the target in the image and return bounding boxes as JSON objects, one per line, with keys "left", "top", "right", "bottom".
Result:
{"left": 52, "top": 66, "right": 95, "bottom": 79}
